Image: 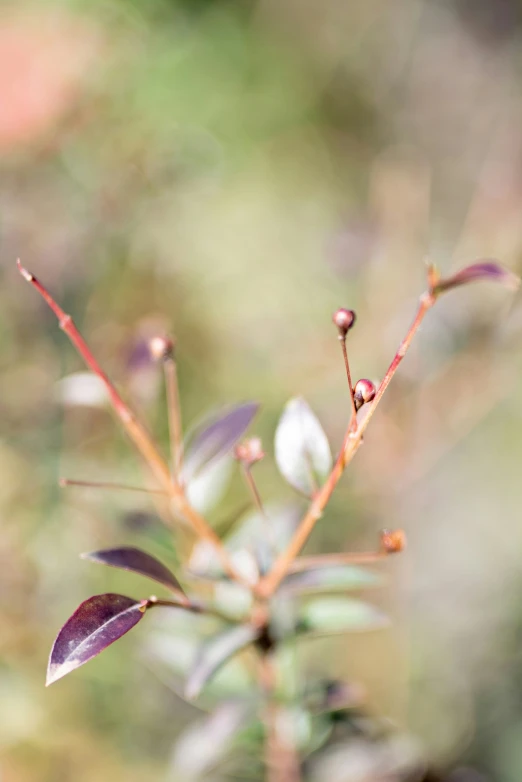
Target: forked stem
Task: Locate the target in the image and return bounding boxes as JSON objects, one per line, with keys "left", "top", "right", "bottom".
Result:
{"left": 257, "top": 291, "right": 435, "bottom": 598}
{"left": 18, "top": 261, "right": 246, "bottom": 585}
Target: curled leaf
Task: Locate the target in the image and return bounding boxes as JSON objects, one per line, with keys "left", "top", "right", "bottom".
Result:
{"left": 185, "top": 624, "right": 259, "bottom": 700}
{"left": 298, "top": 597, "right": 389, "bottom": 636}
{"left": 47, "top": 593, "right": 146, "bottom": 685}
{"left": 432, "top": 260, "right": 520, "bottom": 296}
{"left": 182, "top": 402, "right": 259, "bottom": 482}
{"left": 81, "top": 546, "right": 186, "bottom": 597}
{"left": 275, "top": 398, "right": 332, "bottom": 496}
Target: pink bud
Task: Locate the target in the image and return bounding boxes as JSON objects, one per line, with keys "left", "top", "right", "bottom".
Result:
{"left": 332, "top": 308, "right": 356, "bottom": 337}
{"left": 234, "top": 437, "right": 265, "bottom": 466}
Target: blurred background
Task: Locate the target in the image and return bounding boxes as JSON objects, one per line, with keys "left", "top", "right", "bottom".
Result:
{"left": 2, "top": 0, "right": 522, "bottom": 779}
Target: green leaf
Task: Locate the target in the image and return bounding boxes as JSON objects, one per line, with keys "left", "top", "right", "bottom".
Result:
{"left": 282, "top": 565, "right": 383, "bottom": 594}
{"left": 275, "top": 397, "right": 332, "bottom": 496}
{"left": 188, "top": 504, "right": 300, "bottom": 580}
{"left": 185, "top": 624, "right": 259, "bottom": 700}
{"left": 169, "top": 703, "right": 252, "bottom": 781}
{"left": 298, "top": 597, "right": 389, "bottom": 635}
{"left": 143, "top": 614, "right": 253, "bottom": 699}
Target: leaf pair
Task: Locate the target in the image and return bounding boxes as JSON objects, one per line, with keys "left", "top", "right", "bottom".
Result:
{"left": 47, "top": 545, "right": 185, "bottom": 686}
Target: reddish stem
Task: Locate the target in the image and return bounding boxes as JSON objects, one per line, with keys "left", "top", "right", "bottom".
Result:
{"left": 17, "top": 261, "right": 246, "bottom": 585}
{"left": 256, "top": 292, "right": 435, "bottom": 599}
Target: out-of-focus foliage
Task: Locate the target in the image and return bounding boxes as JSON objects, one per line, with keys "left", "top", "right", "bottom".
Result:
{"left": 3, "top": 0, "right": 522, "bottom": 780}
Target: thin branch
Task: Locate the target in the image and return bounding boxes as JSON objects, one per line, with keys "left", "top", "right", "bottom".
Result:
{"left": 339, "top": 336, "right": 358, "bottom": 431}
{"left": 241, "top": 465, "right": 278, "bottom": 556}
{"left": 288, "top": 551, "right": 387, "bottom": 573}
{"left": 256, "top": 291, "right": 435, "bottom": 599}
{"left": 163, "top": 353, "right": 184, "bottom": 481}
{"left": 146, "top": 595, "right": 236, "bottom": 624}
{"left": 59, "top": 477, "right": 168, "bottom": 495}
{"left": 18, "top": 261, "right": 246, "bottom": 586}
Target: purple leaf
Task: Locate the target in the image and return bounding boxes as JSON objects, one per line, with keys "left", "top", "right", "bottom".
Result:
{"left": 185, "top": 624, "right": 259, "bottom": 700}
{"left": 433, "top": 260, "right": 519, "bottom": 295}
{"left": 182, "top": 402, "right": 259, "bottom": 481}
{"left": 46, "top": 594, "right": 147, "bottom": 685}
{"left": 81, "top": 546, "right": 186, "bottom": 597}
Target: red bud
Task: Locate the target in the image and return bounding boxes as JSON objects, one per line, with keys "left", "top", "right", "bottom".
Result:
{"left": 354, "top": 378, "right": 376, "bottom": 410}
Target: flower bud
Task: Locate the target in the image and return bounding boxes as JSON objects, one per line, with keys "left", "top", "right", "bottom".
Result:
{"left": 380, "top": 528, "right": 406, "bottom": 555}
{"left": 234, "top": 437, "right": 265, "bottom": 466}
{"left": 148, "top": 335, "right": 175, "bottom": 361}
{"left": 353, "top": 378, "right": 376, "bottom": 410}
{"left": 332, "top": 308, "right": 356, "bottom": 337}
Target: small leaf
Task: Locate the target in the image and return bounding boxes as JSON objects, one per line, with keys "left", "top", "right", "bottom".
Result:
{"left": 185, "top": 455, "right": 234, "bottom": 514}
{"left": 144, "top": 618, "right": 254, "bottom": 698}
{"left": 81, "top": 546, "right": 186, "bottom": 597}
{"left": 47, "top": 594, "right": 146, "bottom": 685}
{"left": 298, "top": 597, "right": 389, "bottom": 635}
{"left": 275, "top": 398, "right": 332, "bottom": 495}
{"left": 55, "top": 371, "right": 110, "bottom": 407}
{"left": 185, "top": 624, "right": 259, "bottom": 700}
{"left": 432, "top": 260, "right": 520, "bottom": 295}
{"left": 182, "top": 402, "right": 259, "bottom": 481}
{"left": 282, "top": 565, "right": 383, "bottom": 594}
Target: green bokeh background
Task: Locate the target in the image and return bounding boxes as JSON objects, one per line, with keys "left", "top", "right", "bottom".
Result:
{"left": 2, "top": 0, "right": 522, "bottom": 779}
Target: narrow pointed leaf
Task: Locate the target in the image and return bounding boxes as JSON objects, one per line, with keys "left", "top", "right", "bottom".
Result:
{"left": 81, "top": 546, "right": 186, "bottom": 596}
{"left": 185, "top": 624, "right": 259, "bottom": 700}
{"left": 282, "top": 565, "right": 383, "bottom": 594}
{"left": 47, "top": 594, "right": 146, "bottom": 685}
{"left": 182, "top": 402, "right": 259, "bottom": 481}
{"left": 433, "top": 260, "right": 520, "bottom": 295}
{"left": 275, "top": 397, "right": 332, "bottom": 495}
{"left": 298, "top": 597, "right": 389, "bottom": 636}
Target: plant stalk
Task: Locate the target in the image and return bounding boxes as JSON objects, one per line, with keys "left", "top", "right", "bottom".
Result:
{"left": 18, "top": 261, "right": 246, "bottom": 585}
{"left": 257, "top": 292, "right": 435, "bottom": 598}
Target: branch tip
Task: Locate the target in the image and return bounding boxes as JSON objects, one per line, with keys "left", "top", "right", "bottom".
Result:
{"left": 16, "top": 259, "right": 34, "bottom": 282}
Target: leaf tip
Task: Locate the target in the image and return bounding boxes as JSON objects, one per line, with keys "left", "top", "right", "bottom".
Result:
{"left": 432, "top": 260, "right": 520, "bottom": 296}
